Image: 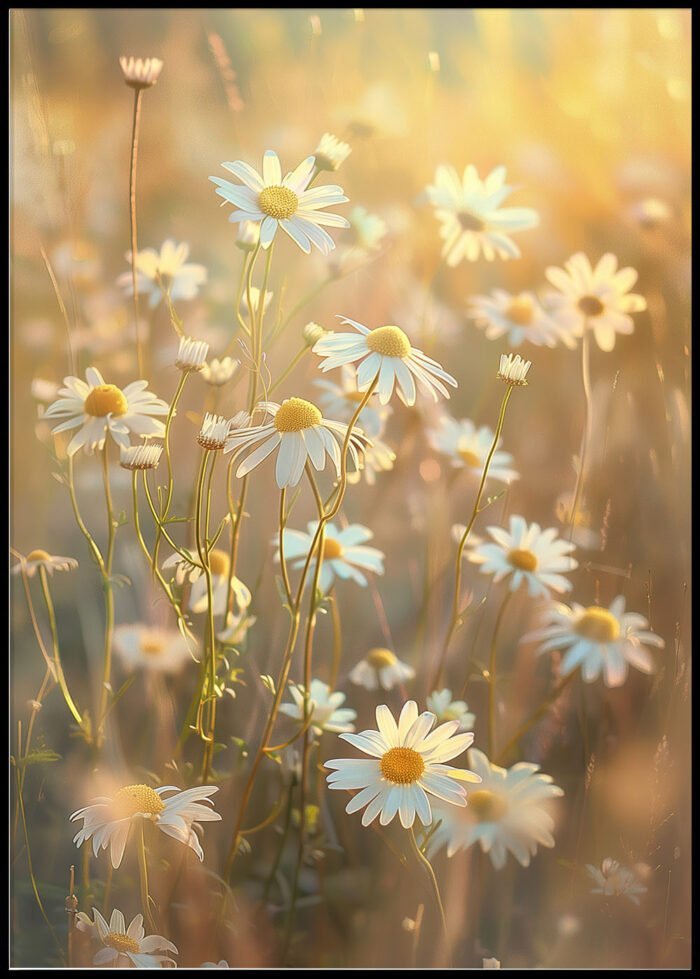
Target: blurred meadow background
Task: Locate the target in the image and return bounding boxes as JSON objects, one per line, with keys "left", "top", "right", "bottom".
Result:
{"left": 10, "top": 8, "right": 691, "bottom": 969}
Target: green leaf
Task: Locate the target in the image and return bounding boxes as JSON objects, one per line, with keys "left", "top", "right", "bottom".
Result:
{"left": 15, "top": 748, "right": 62, "bottom": 768}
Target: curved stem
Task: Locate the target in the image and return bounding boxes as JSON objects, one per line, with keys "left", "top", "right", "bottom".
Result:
{"left": 153, "top": 371, "right": 189, "bottom": 573}
{"left": 495, "top": 671, "right": 576, "bottom": 766}
{"left": 267, "top": 344, "right": 309, "bottom": 397}
{"left": 410, "top": 826, "right": 447, "bottom": 941}
{"left": 38, "top": 567, "right": 83, "bottom": 726}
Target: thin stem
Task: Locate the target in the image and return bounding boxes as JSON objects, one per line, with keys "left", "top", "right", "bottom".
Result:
{"left": 568, "top": 326, "right": 592, "bottom": 541}
{"left": 269, "top": 275, "right": 332, "bottom": 345}
{"left": 495, "top": 671, "right": 576, "bottom": 766}
{"left": 142, "top": 473, "right": 199, "bottom": 565}
{"left": 193, "top": 451, "right": 218, "bottom": 779}
{"left": 153, "top": 371, "right": 189, "bottom": 573}
{"left": 267, "top": 344, "right": 309, "bottom": 397}
{"left": 66, "top": 456, "right": 106, "bottom": 573}
{"left": 136, "top": 820, "right": 156, "bottom": 930}
{"left": 487, "top": 592, "right": 512, "bottom": 759}
{"left": 96, "top": 444, "right": 117, "bottom": 742}
{"left": 262, "top": 777, "right": 295, "bottom": 903}
{"left": 38, "top": 567, "right": 83, "bottom": 726}
{"left": 329, "top": 591, "right": 342, "bottom": 689}
{"left": 225, "top": 251, "right": 252, "bottom": 353}
{"left": 410, "top": 826, "right": 447, "bottom": 942}
{"left": 278, "top": 488, "right": 293, "bottom": 607}
{"left": 129, "top": 87, "right": 144, "bottom": 376}
{"left": 16, "top": 563, "right": 57, "bottom": 680}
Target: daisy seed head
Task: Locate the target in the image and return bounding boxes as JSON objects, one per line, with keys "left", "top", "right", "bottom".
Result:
{"left": 366, "top": 325, "right": 412, "bottom": 359}
{"left": 577, "top": 295, "right": 605, "bottom": 317}
{"left": 258, "top": 185, "right": 299, "bottom": 220}
{"left": 273, "top": 397, "right": 322, "bottom": 433}
{"left": 84, "top": 384, "right": 129, "bottom": 417}
{"left": 497, "top": 353, "right": 531, "bottom": 386}
{"left": 119, "top": 443, "right": 163, "bottom": 471}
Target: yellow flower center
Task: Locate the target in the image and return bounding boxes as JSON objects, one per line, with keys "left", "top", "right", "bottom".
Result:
{"left": 575, "top": 606, "right": 621, "bottom": 643}
{"left": 458, "top": 211, "right": 485, "bottom": 232}
{"left": 141, "top": 636, "right": 165, "bottom": 656}
{"left": 468, "top": 789, "right": 508, "bottom": 822}
{"left": 258, "top": 185, "right": 299, "bottom": 220}
{"left": 274, "top": 397, "right": 322, "bottom": 432}
{"left": 457, "top": 447, "right": 481, "bottom": 468}
{"left": 577, "top": 295, "right": 605, "bottom": 317}
{"left": 208, "top": 549, "right": 231, "bottom": 577}
{"left": 112, "top": 784, "right": 165, "bottom": 819}
{"left": 104, "top": 932, "right": 140, "bottom": 954}
{"left": 27, "top": 549, "right": 51, "bottom": 562}
{"left": 507, "top": 548, "right": 538, "bottom": 572}
{"left": 366, "top": 325, "right": 411, "bottom": 359}
{"left": 506, "top": 294, "right": 535, "bottom": 326}
{"left": 366, "top": 647, "right": 398, "bottom": 669}
{"left": 322, "top": 538, "right": 344, "bottom": 560}
{"left": 380, "top": 746, "right": 425, "bottom": 785}
{"left": 84, "top": 384, "right": 128, "bottom": 418}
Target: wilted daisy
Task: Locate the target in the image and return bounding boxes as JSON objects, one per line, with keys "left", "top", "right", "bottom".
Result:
{"left": 77, "top": 907, "right": 177, "bottom": 968}
{"left": 469, "top": 290, "right": 576, "bottom": 349}
{"left": 428, "top": 415, "right": 518, "bottom": 483}
{"left": 315, "top": 364, "right": 390, "bottom": 438}
{"left": 162, "top": 548, "right": 251, "bottom": 617}
{"left": 175, "top": 336, "right": 209, "bottom": 372}
{"left": 117, "top": 239, "right": 207, "bottom": 308}
{"left": 525, "top": 596, "right": 664, "bottom": 687}
{"left": 429, "top": 748, "right": 563, "bottom": 869}
{"left": 11, "top": 549, "right": 78, "bottom": 577}
{"left": 224, "top": 397, "right": 365, "bottom": 489}
{"left": 71, "top": 783, "right": 221, "bottom": 868}
{"left": 426, "top": 164, "right": 538, "bottom": 265}
{"left": 113, "top": 625, "right": 193, "bottom": 675}
{"left": 280, "top": 679, "right": 357, "bottom": 735}
{"left": 197, "top": 413, "right": 231, "bottom": 451}
{"left": 315, "top": 132, "right": 352, "bottom": 172}
{"left": 325, "top": 701, "right": 479, "bottom": 828}
{"left": 545, "top": 253, "right": 647, "bottom": 352}
{"left": 119, "top": 443, "right": 163, "bottom": 471}
{"left": 209, "top": 150, "right": 349, "bottom": 254}
{"left": 587, "top": 858, "right": 648, "bottom": 905}
{"left": 276, "top": 521, "right": 384, "bottom": 593}
{"left": 497, "top": 353, "right": 531, "bottom": 386}
{"left": 44, "top": 368, "right": 168, "bottom": 456}
{"left": 349, "top": 648, "right": 415, "bottom": 691}
{"left": 469, "top": 515, "right": 578, "bottom": 598}
{"left": 426, "top": 689, "right": 475, "bottom": 732}
{"left": 119, "top": 56, "right": 163, "bottom": 89}
{"left": 201, "top": 357, "right": 239, "bottom": 386}
{"left": 313, "top": 317, "right": 457, "bottom": 406}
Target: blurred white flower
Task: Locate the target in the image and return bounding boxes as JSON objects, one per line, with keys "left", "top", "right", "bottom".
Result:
{"left": 276, "top": 521, "right": 384, "bottom": 594}
{"left": 314, "top": 364, "right": 391, "bottom": 438}
{"left": 587, "top": 858, "right": 648, "bottom": 905}
{"left": 315, "top": 132, "right": 352, "bottom": 172}
{"left": 11, "top": 549, "right": 78, "bottom": 578}
{"left": 469, "top": 290, "right": 576, "bottom": 349}
{"left": 201, "top": 357, "right": 239, "bottom": 386}
{"left": 119, "top": 55, "right": 163, "bottom": 89}
{"left": 280, "top": 679, "right": 357, "bottom": 735}
{"left": 347, "top": 435, "right": 396, "bottom": 486}
{"left": 349, "top": 648, "right": 415, "bottom": 692}
{"left": 240, "top": 286, "right": 273, "bottom": 318}
{"left": 113, "top": 625, "right": 193, "bottom": 675}
{"left": 347, "top": 205, "right": 387, "bottom": 251}
{"left": 428, "top": 415, "right": 518, "bottom": 483}
{"left": 117, "top": 239, "right": 207, "bottom": 308}
{"left": 426, "top": 689, "right": 475, "bottom": 731}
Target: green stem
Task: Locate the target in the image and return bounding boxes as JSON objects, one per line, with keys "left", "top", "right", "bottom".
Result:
{"left": 136, "top": 820, "right": 156, "bottom": 930}
{"left": 410, "top": 826, "right": 447, "bottom": 942}
{"left": 128, "top": 87, "right": 144, "bottom": 376}
{"left": 38, "top": 567, "right": 83, "bottom": 726}
{"left": 487, "top": 592, "right": 512, "bottom": 759}
{"left": 267, "top": 344, "right": 309, "bottom": 397}
{"left": 495, "top": 671, "right": 576, "bottom": 766}
{"left": 153, "top": 371, "right": 189, "bottom": 573}
{"left": 96, "top": 444, "right": 116, "bottom": 742}
{"left": 568, "top": 325, "right": 592, "bottom": 542}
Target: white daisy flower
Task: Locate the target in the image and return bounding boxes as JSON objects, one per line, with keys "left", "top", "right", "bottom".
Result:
{"left": 429, "top": 748, "right": 563, "bottom": 869}
{"left": 427, "top": 415, "right": 518, "bottom": 483}
{"left": 70, "top": 783, "right": 221, "bottom": 868}
{"left": 275, "top": 521, "right": 384, "bottom": 594}
{"left": 197, "top": 413, "right": 231, "bottom": 451}
{"left": 11, "top": 549, "right": 78, "bottom": 577}
{"left": 280, "top": 679, "right": 357, "bottom": 735}
{"left": 347, "top": 205, "right": 387, "bottom": 251}
{"left": 586, "top": 858, "right": 648, "bottom": 905}
{"left": 119, "top": 443, "right": 163, "bottom": 471}
{"left": 201, "top": 357, "right": 239, "bottom": 386}
{"left": 117, "top": 239, "right": 207, "bottom": 309}
{"left": 545, "top": 252, "right": 647, "bottom": 352}
{"left": 44, "top": 368, "right": 168, "bottom": 456}
{"left": 469, "top": 289, "right": 576, "bottom": 349}
{"left": 325, "top": 701, "right": 479, "bottom": 829}
{"left": 77, "top": 907, "right": 177, "bottom": 968}
{"left": 469, "top": 515, "right": 578, "bottom": 598}
{"left": 162, "top": 548, "right": 251, "bottom": 617}
{"left": 349, "top": 648, "right": 416, "bottom": 692}
{"left": 629, "top": 197, "right": 673, "bottom": 231}
{"left": 314, "top": 364, "right": 391, "bottom": 438}
{"left": 209, "top": 150, "right": 350, "bottom": 254}
{"left": 119, "top": 55, "right": 164, "bottom": 89}
{"left": 175, "top": 336, "right": 209, "bottom": 372}
{"left": 524, "top": 596, "right": 664, "bottom": 687}
{"left": 113, "top": 625, "right": 193, "bottom": 675}
{"left": 497, "top": 353, "right": 531, "bottom": 386}
{"left": 347, "top": 435, "right": 396, "bottom": 486}
{"left": 315, "top": 132, "right": 352, "bottom": 172}
{"left": 426, "top": 689, "right": 475, "bottom": 732}
{"left": 426, "top": 164, "right": 538, "bottom": 266}
{"left": 223, "top": 397, "right": 365, "bottom": 489}
{"left": 216, "top": 608, "right": 256, "bottom": 647}
{"left": 313, "top": 317, "right": 458, "bottom": 406}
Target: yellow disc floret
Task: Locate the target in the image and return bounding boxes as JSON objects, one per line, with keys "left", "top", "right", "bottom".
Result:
{"left": 208, "top": 549, "right": 231, "bottom": 577}
{"left": 366, "top": 647, "right": 398, "bottom": 669}
{"left": 458, "top": 211, "right": 486, "bottom": 232}
{"left": 380, "top": 746, "right": 425, "bottom": 785}
{"left": 104, "top": 932, "right": 140, "bottom": 954}
{"left": 575, "top": 606, "right": 621, "bottom": 643}
{"left": 141, "top": 635, "right": 165, "bottom": 656}
{"left": 506, "top": 294, "right": 535, "bottom": 326}
{"left": 112, "top": 784, "right": 165, "bottom": 819}
{"left": 458, "top": 447, "right": 481, "bottom": 468}
{"left": 274, "top": 398, "right": 322, "bottom": 433}
{"left": 27, "top": 549, "right": 51, "bottom": 562}
{"left": 258, "top": 185, "right": 299, "bottom": 220}
{"left": 84, "top": 384, "right": 128, "bottom": 418}
{"left": 322, "top": 538, "right": 344, "bottom": 560}
{"left": 366, "top": 325, "right": 412, "bottom": 359}
{"left": 507, "top": 548, "right": 538, "bottom": 572}
{"left": 577, "top": 295, "right": 605, "bottom": 317}
{"left": 468, "top": 788, "right": 508, "bottom": 822}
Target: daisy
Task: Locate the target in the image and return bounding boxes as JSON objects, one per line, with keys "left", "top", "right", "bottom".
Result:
{"left": 524, "top": 596, "right": 664, "bottom": 687}
{"left": 314, "top": 364, "right": 391, "bottom": 438}
{"left": 426, "top": 164, "right": 538, "bottom": 265}
{"left": 349, "top": 648, "right": 415, "bottom": 692}
{"left": 235, "top": 220, "right": 260, "bottom": 251}
{"left": 303, "top": 322, "right": 328, "bottom": 347}
{"left": 71, "top": 783, "right": 221, "bottom": 868}
{"left": 469, "top": 515, "right": 578, "bottom": 598}
{"left": 119, "top": 56, "right": 164, "bottom": 89}
{"left": 175, "top": 336, "right": 209, "bottom": 372}
{"left": 276, "top": 521, "right": 384, "bottom": 594}
{"left": 428, "top": 415, "right": 518, "bottom": 483}
{"left": 545, "top": 253, "right": 647, "bottom": 351}
{"left": 117, "top": 239, "right": 207, "bottom": 309}
{"left": 197, "top": 413, "right": 231, "bottom": 451}
{"left": 11, "top": 549, "right": 78, "bottom": 577}
{"left": 426, "top": 689, "right": 475, "bottom": 732}
{"left": 280, "top": 679, "right": 357, "bottom": 735}
{"left": 209, "top": 150, "right": 349, "bottom": 254}
{"left": 315, "top": 132, "right": 352, "bottom": 172}
{"left": 347, "top": 435, "right": 396, "bottom": 486}
{"left": 44, "top": 367, "right": 168, "bottom": 456}
{"left": 587, "top": 858, "right": 648, "bottom": 905}
{"left": 201, "top": 357, "right": 239, "bottom": 386}
{"left": 325, "top": 701, "right": 479, "bottom": 829}
{"left": 346, "top": 205, "right": 387, "bottom": 252}
{"left": 216, "top": 607, "right": 257, "bottom": 647}
{"left": 497, "top": 353, "right": 531, "bottom": 386}
{"left": 113, "top": 625, "right": 193, "bottom": 675}
{"left": 429, "top": 748, "right": 563, "bottom": 869}
{"left": 162, "top": 548, "right": 251, "bottom": 618}
{"left": 313, "top": 317, "right": 457, "bottom": 406}
{"left": 240, "top": 286, "right": 273, "bottom": 319}
{"left": 119, "top": 443, "right": 163, "bottom": 471}
{"left": 77, "top": 907, "right": 177, "bottom": 968}
{"left": 223, "top": 397, "right": 365, "bottom": 489}
{"left": 469, "top": 290, "right": 576, "bottom": 349}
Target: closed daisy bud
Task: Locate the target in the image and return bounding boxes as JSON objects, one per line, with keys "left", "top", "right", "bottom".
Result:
{"left": 175, "top": 336, "right": 209, "bottom": 372}
{"left": 197, "top": 413, "right": 230, "bottom": 451}
{"left": 119, "top": 443, "right": 163, "bottom": 471}
{"left": 315, "top": 132, "right": 352, "bottom": 172}
{"left": 235, "top": 220, "right": 260, "bottom": 252}
{"left": 497, "top": 353, "right": 531, "bottom": 386}
{"left": 303, "top": 322, "right": 327, "bottom": 347}
{"left": 119, "top": 56, "right": 164, "bottom": 90}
